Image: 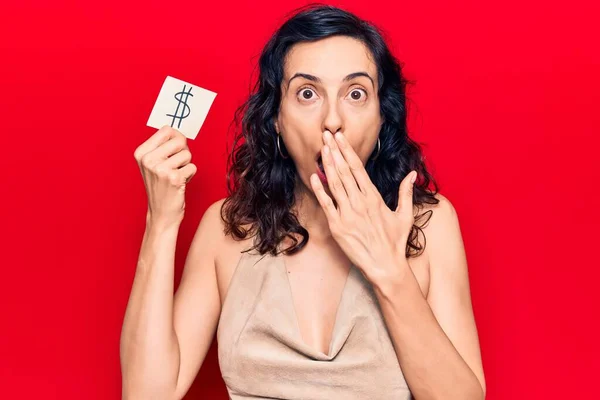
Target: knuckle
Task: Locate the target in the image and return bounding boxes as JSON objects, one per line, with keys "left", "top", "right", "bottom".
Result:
{"left": 342, "top": 214, "right": 355, "bottom": 225}
{"left": 133, "top": 147, "right": 142, "bottom": 162}
{"left": 367, "top": 192, "right": 381, "bottom": 206}
{"left": 167, "top": 171, "right": 180, "bottom": 184}
{"left": 352, "top": 198, "right": 366, "bottom": 213}
{"left": 140, "top": 153, "right": 152, "bottom": 168}
{"left": 154, "top": 164, "right": 169, "bottom": 177}
{"left": 332, "top": 180, "right": 344, "bottom": 192}
{"left": 176, "top": 134, "right": 188, "bottom": 147}
{"left": 366, "top": 203, "right": 380, "bottom": 217}
{"left": 175, "top": 141, "right": 187, "bottom": 153}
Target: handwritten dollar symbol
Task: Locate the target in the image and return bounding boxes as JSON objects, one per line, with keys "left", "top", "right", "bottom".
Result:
{"left": 167, "top": 84, "right": 194, "bottom": 129}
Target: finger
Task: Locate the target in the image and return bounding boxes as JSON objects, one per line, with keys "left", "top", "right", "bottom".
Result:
{"left": 163, "top": 148, "right": 192, "bottom": 169}
{"left": 146, "top": 135, "right": 188, "bottom": 166}
{"left": 134, "top": 125, "right": 181, "bottom": 161}
{"left": 333, "top": 132, "right": 375, "bottom": 195}
{"left": 179, "top": 163, "right": 197, "bottom": 184}
{"left": 321, "top": 144, "right": 351, "bottom": 210}
{"left": 396, "top": 170, "right": 417, "bottom": 214}
{"left": 325, "top": 131, "right": 363, "bottom": 208}
{"left": 310, "top": 173, "right": 341, "bottom": 224}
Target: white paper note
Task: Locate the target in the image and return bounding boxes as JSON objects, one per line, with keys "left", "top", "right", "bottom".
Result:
{"left": 146, "top": 76, "right": 217, "bottom": 140}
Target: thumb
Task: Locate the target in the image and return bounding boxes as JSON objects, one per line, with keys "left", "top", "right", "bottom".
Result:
{"left": 395, "top": 170, "right": 417, "bottom": 213}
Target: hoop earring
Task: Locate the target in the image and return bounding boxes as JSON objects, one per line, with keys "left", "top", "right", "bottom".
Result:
{"left": 277, "top": 133, "right": 289, "bottom": 159}
{"left": 371, "top": 137, "right": 381, "bottom": 161}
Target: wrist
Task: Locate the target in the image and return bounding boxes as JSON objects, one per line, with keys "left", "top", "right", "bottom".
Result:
{"left": 145, "top": 215, "right": 182, "bottom": 235}
{"left": 371, "top": 262, "right": 412, "bottom": 301}
{"left": 145, "top": 211, "right": 183, "bottom": 232}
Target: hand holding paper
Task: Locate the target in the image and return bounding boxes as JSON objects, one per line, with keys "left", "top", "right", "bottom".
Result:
{"left": 134, "top": 126, "right": 197, "bottom": 229}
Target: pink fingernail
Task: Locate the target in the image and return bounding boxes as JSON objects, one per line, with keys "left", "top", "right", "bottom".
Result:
{"left": 411, "top": 171, "right": 417, "bottom": 183}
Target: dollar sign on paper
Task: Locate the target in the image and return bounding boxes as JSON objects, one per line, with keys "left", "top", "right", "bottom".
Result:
{"left": 167, "top": 84, "right": 194, "bottom": 129}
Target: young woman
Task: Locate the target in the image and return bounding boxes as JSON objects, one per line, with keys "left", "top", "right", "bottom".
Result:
{"left": 121, "top": 4, "right": 486, "bottom": 400}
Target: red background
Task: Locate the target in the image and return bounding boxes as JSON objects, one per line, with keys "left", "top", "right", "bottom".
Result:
{"left": 1, "top": 0, "right": 598, "bottom": 398}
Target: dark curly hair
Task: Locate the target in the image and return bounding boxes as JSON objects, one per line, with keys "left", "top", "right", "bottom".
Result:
{"left": 221, "top": 3, "right": 440, "bottom": 258}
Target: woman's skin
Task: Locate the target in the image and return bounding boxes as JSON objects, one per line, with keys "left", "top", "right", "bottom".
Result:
{"left": 275, "top": 35, "right": 383, "bottom": 235}
{"left": 271, "top": 34, "right": 388, "bottom": 352}
{"left": 121, "top": 34, "right": 485, "bottom": 399}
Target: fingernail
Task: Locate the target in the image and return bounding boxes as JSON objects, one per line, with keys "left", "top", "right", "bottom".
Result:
{"left": 335, "top": 132, "right": 345, "bottom": 147}
{"left": 410, "top": 171, "right": 417, "bottom": 183}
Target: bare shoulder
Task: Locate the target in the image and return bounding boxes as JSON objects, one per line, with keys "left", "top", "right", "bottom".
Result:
{"left": 421, "top": 192, "right": 457, "bottom": 225}
{"left": 406, "top": 192, "right": 456, "bottom": 298}
{"left": 202, "top": 197, "right": 256, "bottom": 306}
{"left": 194, "top": 197, "right": 251, "bottom": 254}
{"left": 419, "top": 192, "right": 461, "bottom": 255}
{"left": 418, "top": 191, "right": 472, "bottom": 300}
{"left": 411, "top": 192, "right": 458, "bottom": 249}
{"left": 201, "top": 197, "right": 228, "bottom": 227}
{"left": 186, "top": 197, "right": 228, "bottom": 262}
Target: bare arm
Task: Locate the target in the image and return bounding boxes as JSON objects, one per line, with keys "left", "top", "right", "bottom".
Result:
{"left": 172, "top": 200, "right": 224, "bottom": 399}
{"left": 373, "top": 195, "right": 485, "bottom": 400}
{"left": 120, "top": 200, "right": 224, "bottom": 400}
{"left": 120, "top": 217, "right": 181, "bottom": 400}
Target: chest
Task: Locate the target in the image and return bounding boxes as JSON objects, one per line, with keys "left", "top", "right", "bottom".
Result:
{"left": 216, "top": 238, "right": 430, "bottom": 356}
{"left": 283, "top": 244, "right": 430, "bottom": 348}
{"left": 216, "top": 245, "right": 416, "bottom": 399}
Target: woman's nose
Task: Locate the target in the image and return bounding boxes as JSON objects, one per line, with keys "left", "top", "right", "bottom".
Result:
{"left": 322, "top": 99, "right": 343, "bottom": 134}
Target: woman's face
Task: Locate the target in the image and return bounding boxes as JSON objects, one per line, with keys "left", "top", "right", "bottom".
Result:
{"left": 275, "top": 35, "right": 383, "bottom": 194}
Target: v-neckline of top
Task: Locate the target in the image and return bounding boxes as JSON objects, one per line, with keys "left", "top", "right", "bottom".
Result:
{"left": 275, "top": 251, "right": 355, "bottom": 359}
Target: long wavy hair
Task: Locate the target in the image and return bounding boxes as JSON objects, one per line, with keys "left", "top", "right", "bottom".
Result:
{"left": 222, "top": 3, "right": 440, "bottom": 258}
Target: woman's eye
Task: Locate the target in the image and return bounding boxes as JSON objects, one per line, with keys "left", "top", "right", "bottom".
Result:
{"left": 348, "top": 89, "right": 367, "bottom": 101}
{"left": 297, "top": 88, "right": 317, "bottom": 101}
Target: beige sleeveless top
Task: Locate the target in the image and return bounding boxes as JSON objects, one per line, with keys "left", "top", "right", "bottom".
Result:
{"left": 217, "top": 249, "right": 413, "bottom": 399}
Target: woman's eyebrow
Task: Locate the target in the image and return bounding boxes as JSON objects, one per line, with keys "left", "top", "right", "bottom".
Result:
{"left": 287, "top": 71, "right": 375, "bottom": 89}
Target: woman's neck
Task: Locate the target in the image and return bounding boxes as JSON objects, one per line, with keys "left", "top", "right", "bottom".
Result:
{"left": 292, "top": 178, "right": 334, "bottom": 242}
